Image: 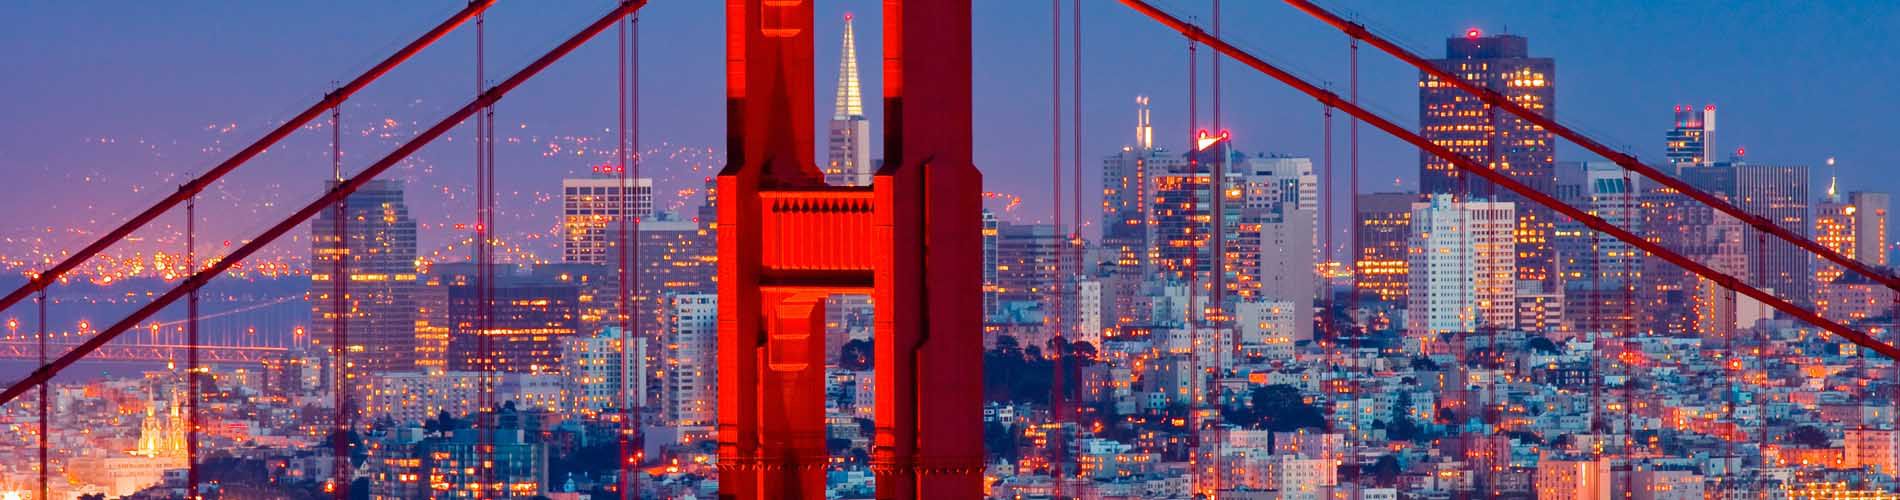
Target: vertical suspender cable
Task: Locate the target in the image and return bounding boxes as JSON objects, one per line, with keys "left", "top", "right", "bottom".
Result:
{"left": 1623, "top": 168, "right": 1638, "bottom": 493}
{"left": 1048, "top": 0, "right": 1068, "bottom": 492}
{"left": 616, "top": 14, "right": 634, "bottom": 500}
{"left": 1346, "top": 35, "right": 1361, "bottom": 477}
{"left": 1185, "top": 33, "right": 1203, "bottom": 495}
{"left": 473, "top": 12, "right": 496, "bottom": 494}
{"left": 330, "top": 85, "right": 351, "bottom": 500}
{"left": 1208, "top": 0, "right": 1223, "bottom": 337}
{"left": 36, "top": 289, "right": 47, "bottom": 500}
{"left": 187, "top": 181, "right": 201, "bottom": 500}
{"left": 1208, "top": 2, "right": 1225, "bottom": 492}
{"left": 628, "top": 11, "right": 643, "bottom": 492}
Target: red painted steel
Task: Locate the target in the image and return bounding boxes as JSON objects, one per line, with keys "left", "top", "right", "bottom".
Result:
{"left": 35, "top": 291, "right": 46, "bottom": 500}
{"left": 187, "top": 188, "right": 202, "bottom": 499}
{"left": 616, "top": 13, "right": 639, "bottom": 500}
{"left": 1114, "top": 0, "right": 1900, "bottom": 362}
{"left": 0, "top": 0, "right": 651, "bottom": 408}
{"left": 716, "top": 1, "right": 984, "bottom": 498}
{"left": 1283, "top": 0, "right": 1900, "bottom": 294}
{"left": 0, "top": 0, "right": 496, "bottom": 318}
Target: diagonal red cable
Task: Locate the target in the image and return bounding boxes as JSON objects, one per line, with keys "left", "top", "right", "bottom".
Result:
{"left": 0, "top": 0, "right": 495, "bottom": 318}
{"left": 1113, "top": 0, "right": 1900, "bottom": 362}
{"left": 0, "top": 0, "right": 651, "bottom": 409}
{"left": 1282, "top": 0, "right": 1900, "bottom": 294}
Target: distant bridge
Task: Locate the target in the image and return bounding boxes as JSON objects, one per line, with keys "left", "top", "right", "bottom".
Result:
{"left": 0, "top": 341, "right": 285, "bottom": 364}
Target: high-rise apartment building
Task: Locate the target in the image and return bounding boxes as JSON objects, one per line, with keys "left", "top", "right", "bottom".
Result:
{"left": 825, "top": 13, "right": 872, "bottom": 187}
{"left": 310, "top": 179, "right": 419, "bottom": 374}
{"left": 562, "top": 174, "right": 654, "bottom": 264}
{"left": 1354, "top": 192, "right": 1417, "bottom": 303}
{"left": 1256, "top": 208, "right": 1316, "bottom": 341}
{"left": 1419, "top": 31, "right": 1557, "bottom": 289}
{"left": 1235, "top": 153, "right": 1318, "bottom": 335}
{"left": 1665, "top": 105, "right": 1717, "bottom": 169}
{"left": 564, "top": 326, "right": 645, "bottom": 414}
{"left": 1406, "top": 195, "right": 1517, "bottom": 338}
{"left": 662, "top": 293, "right": 717, "bottom": 427}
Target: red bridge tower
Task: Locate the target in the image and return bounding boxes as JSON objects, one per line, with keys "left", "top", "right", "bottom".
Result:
{"left": 716, "top": 0, "right": 984, "bottom": 498}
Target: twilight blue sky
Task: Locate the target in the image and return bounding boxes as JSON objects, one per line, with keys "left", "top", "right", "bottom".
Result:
{"left": 2, "top": 1, "right": 1897, "bottom": 262}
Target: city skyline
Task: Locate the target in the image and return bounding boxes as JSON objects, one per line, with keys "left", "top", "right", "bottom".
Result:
{"left": 5, "top": 2, "right": 1900, "bottom": 499}
{"left": 3, "top": 1, "right": 1898, "bottom": 266}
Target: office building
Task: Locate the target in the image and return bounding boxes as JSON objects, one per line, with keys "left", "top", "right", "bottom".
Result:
{"left": 446, "top": 273, "right": 583, "bottom": 374}
{"left": 365, "top": 423, "right": 547, "bottom": 500}
{"left": 1681, "top": 163, "right": 1812, "bottom": 304}
{"left": 1354, "top": 192, "right": 1417, "bottom": 303}
{"left": 993, "top": 221, "right": 1081, "bottom": 336}
{"left": 825, "top": 13, "right": 872, "bottom": 186}
{"left": 1406, "top": 195, "right": 1517, "bottom": 338}
{"left": 310, "top": 178, "right": 420, "bottom": 374}
{"left": 562, "top": 174, "right": 654, "bottom": 265}
{"left": 1419, "top": 31, "right": 1557, "bottom": 289}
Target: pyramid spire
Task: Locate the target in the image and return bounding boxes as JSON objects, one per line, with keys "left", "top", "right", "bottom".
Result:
{"left": 834, "top": 13, "right": 863, "bottom": 119}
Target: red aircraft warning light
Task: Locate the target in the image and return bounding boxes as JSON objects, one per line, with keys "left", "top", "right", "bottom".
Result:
{"left": 1466, "top": 28, "right": 1482, "bottom": 39}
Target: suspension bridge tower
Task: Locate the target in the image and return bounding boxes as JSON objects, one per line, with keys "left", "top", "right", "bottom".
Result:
{"left": 716, "top": 0, "right": 984, "bottom": 498}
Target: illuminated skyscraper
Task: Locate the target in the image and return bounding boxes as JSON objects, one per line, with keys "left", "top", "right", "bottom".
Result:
{"left": 564, "top": 326, "right": 645, "bottom": 413}
{"left": 1406, "top": 195, "right": 1517, "bottom": 339}
{"left": 1354, "top": 192, "right": 1417, "bottom": 303}
{"left": 446, "top": 273, "right": 582, "bottom": 374}
{"left": 825, "top": 13, "right": 872, "bottom": 187}
{"left": 1419, "top": 30, "right": 1557, "bottom": 289}
{"left": 1665, "top": 105, "right": 1717, "bottom": 168}
{"left": 561, "top": 172, "right": 653, "bottom": 264}
{"left": 310, "top": 179, "right": 419, "bottom": 374}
